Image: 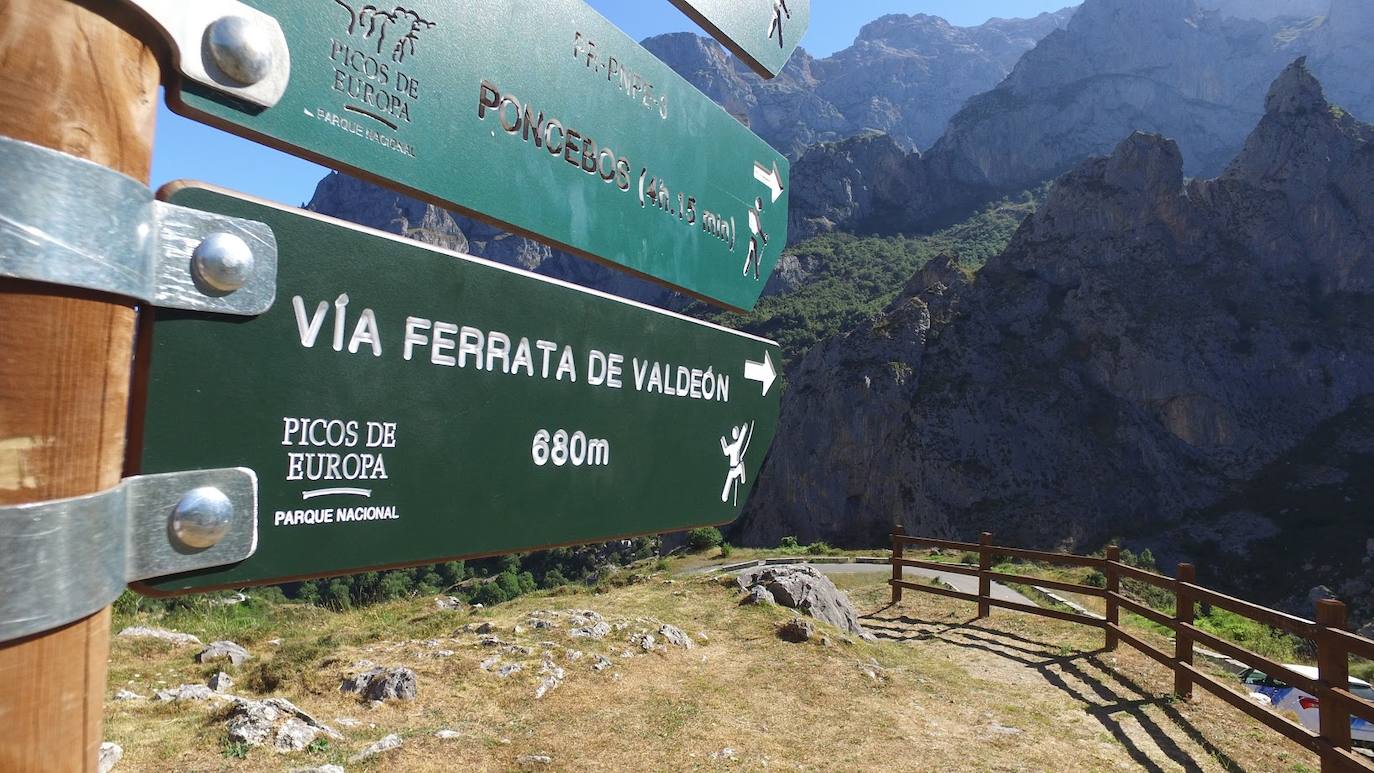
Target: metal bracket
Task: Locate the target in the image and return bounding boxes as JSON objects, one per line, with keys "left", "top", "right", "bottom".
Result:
{"left": 123, "top": 0, "right": 291, "bottom": 109}
{"left": 0, "top": 136, "right": 277, "bottom": 316}
{"left": 0, "top": 468, "right": 258, "bottom": 644}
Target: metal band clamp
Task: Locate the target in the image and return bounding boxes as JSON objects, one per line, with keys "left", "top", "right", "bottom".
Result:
{"left": 123, "top": 0, "right": 291, "bottom": 109}
{"left": 0, "top": 468, "right": 258, "bottom": 643}
{"left": 0, "top": 136, "right": 277, "bottom": 315}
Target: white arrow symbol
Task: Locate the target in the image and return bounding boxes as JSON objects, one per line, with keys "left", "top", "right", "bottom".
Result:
{"left": 744, "top": 351, "right": 778, "bottom": 396}
{"left": 753, "top": 161, "right": 785, "bottom": 204}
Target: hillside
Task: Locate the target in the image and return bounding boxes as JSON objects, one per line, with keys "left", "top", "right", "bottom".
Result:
{"left": 103, "top": 564, "right": 1312, "bottom": 771}
{"left": 739, "top": 59, "right": 1374, "bottom": 617}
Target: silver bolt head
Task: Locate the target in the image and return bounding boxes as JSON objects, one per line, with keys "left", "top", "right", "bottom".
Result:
{"left": 207, "top": 15, "right": 274, "bottom": 86}
{"left": 192, "top": 232, "right": 255, "bottom": 293}
{"left": 171, "top": 487, "right": 234, "bottom": 550}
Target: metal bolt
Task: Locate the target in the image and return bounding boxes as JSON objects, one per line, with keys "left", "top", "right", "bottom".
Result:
{"left": 170, "top": 487, "right": 234, "bottom": 550}
{"left": 207, "top": 15, "right": 274, "bottom": 86}
{"left": 192, "top": 232, "right": 254, "bottom": 293}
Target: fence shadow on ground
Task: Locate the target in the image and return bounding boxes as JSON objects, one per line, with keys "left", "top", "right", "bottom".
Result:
{"left": 862, "top": 610, "right": 1247, "bottom": 773}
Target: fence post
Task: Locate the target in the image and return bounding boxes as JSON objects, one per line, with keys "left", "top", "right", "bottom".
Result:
{"left": 890, "top": 524, "right": 906, "bottom": 605}
{"left": 1173, "top": 563, "right": 1196, "bottom": 700}
{"left": 978, "top": 532, "right": 993, "bottom": 619}
{"left": 0, "top": 3, "right": 158, "bottom": 770}
{"left": 1316, "top": 598, "right": 1351, "bottom": 763}
{"left": 1105, "top": 546, "right": 1121, "bottom": 652}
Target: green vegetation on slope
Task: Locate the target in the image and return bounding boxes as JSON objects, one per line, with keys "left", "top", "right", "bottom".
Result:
{"left": 699, "top": 192, "right": 1038, "bottom": 369}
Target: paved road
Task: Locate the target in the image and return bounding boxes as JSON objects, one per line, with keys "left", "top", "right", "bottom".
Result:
{"left": 709, "top": 560, "right": 1037, "bottom": 607}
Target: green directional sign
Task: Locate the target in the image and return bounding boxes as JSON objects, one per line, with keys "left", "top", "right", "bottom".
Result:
{"left": 135, "top": 184, "right": 782, "bottom": 592}
{"left": 167, "top": 0, "right": 789, "bottom": 311}
{"left": 667, "top": 0, "right": 811, "bottom": 79}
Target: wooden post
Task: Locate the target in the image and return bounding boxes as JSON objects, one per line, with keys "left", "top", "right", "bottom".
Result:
{"left": 0, "top": 2, "right": 158, "bottom": 771}
{"left": 1173, "top": 563, "right": 1196, "bottom": 700}
{"left": 890, "top": 524, "right": 905, "bottom": 604}
{"left": 1316, "top": 599, "right": 1352, "bottom": 762}
{"left": 977, "top": 532, "right": 992, "bottom": 619}
{"left": 1104, "top": 545, "right": 1120, "bottom": 652}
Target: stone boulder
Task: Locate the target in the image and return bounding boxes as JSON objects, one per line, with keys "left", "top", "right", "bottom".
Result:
{"left": 738, "top": 565, "right": 871, "bottom": 638}
{"left": 225, "top": 697, "right": 341, "bottom": 749}
{"left": 98, "top": 742, "right": 122, "bottom": 773}
{"left": 339, "top": 663, "right": 417, "bottom": 702}
{"left": 116, "top": 627, "right": 201, "bottom": 646}
{"left": 197, "top": 641, "right": 250, "bottom": 666}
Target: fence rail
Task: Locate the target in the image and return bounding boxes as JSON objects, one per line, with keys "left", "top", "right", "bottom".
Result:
{"left": 888, "top": 526, "right": 1374, "bottom": 772}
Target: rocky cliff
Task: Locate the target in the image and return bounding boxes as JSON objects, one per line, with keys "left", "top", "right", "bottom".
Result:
{"left": 643, "top": 9, "right": 1073, "bottom": 158}
{"left": 739, "top": 61, "right": 1374, "bottom": 575}
{"left": 789, "top": 0, "right": 1374, "bottom": 240}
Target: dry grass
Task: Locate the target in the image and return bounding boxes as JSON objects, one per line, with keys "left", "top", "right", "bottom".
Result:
{"left": 104, "top": 569, "right": 1321, "bottom": 771}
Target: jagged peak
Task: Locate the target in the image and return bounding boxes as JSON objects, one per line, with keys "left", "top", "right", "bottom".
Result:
{"left": 1264, "top": 57, "right": 1328, "bottom": 116}
{"left": 1101, "top": 132, "right": 1186, "bottom": 196}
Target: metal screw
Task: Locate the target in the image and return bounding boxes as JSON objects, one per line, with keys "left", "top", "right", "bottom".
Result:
{"left": 170, "top": 487, "right": 234, "bottom": 550}
{"left": 207, "top": 16, "right": 274, "bottom": 86}
{"left": 192, "top": 232, "right": 254, "bottom": 293}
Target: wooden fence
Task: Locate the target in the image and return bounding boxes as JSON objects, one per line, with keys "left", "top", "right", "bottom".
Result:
{"left": 889, "top": 527, "right": 1374, "bottom": 772}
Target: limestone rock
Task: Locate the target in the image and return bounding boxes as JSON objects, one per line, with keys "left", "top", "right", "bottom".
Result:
{"left": 658, "top": 624, "right": 694, "bottom": 650}
{"left": 208, "top": 672, "right": 234, "bottom": 693}
{"left": 154, "top": 684, "right": 218, "bottom": 703}
{"left": 777, "top": 618, "right": 816, "bottom": 643}
{"left": 435, "top": 729, "right": 462, "bottom": 739}
{"left": 738, "top": 566, "right": 871, "bottom": 638}
{"left": 350, "top": 734, "right": 402, "bottom": 763}
{"left": 274, "top": 718, "right": 322, "bottom": 753}
{"left": 98, "top": 742, "right": 122, "bottom": 773}
{"left": 197, "top": 641, "right": 250, "bottom": 666}
{"left": 226, "top": 697, "right": 342, "bottom": 748}
{"left": 517, "top": 755, "right": 553, "bottom": 767}
{"left": 113, "top": 689, "right": 143, "bottom": 701}
{"left": 340, "top": 665, "right": 417, "bottom": 702}
{"left": 115, "top": 627, "right": 201, "bottom": 646}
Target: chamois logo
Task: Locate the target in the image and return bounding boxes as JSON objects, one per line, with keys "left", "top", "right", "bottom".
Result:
{"left": 331, "top": 1, "right": 435, "bottom": 63}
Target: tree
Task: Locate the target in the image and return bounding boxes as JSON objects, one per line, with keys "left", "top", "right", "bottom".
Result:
{"left": 686, "top": 527, "right": 724, "bottom": 551}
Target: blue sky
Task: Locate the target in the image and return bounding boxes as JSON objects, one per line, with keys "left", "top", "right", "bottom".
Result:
{"left": 151, "top": 1, "right": 1072, "bottom": 206}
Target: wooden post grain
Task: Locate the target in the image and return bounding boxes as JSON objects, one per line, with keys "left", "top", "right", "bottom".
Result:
{"left": 1104, "top": 545, "right": 1120, "bottom": 652}
{"left": 0, "top": 2, "right": 158, "bottom": 770}
{"left": 890, "top": 524, "right": 905, "bottom": 604}
{"left": 977, "top": 532, "right": 993, "bottom": 619}
{"left": 1173, "top": 563, "right": 1196, "bottom": 700}
{"left": 1316, "top": 599, "right": 1352, "bottom": 763}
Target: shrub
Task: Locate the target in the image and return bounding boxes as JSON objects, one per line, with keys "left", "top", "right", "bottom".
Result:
{"left": 542, "top": 568, "right": 569, "bottom": 589}
{"left": 654, "top": 558, "right": 670, "bottom": 572}
{"left": 718, "top": 542, "right": 733, "bottom": 558}
{"left": 779, "top": 536, "right": 801, "bottom": 551}
{"left": 806, "top": 541, "right": 833, "bottom": 555}
{"left": 686, "top": 527, "right": 724, "bottom": 551}
{"left": 958, "top": 551, "right": 980, "bottom": 565}
{"left": 473, "top": 582, "right": 508, "bottom": 607}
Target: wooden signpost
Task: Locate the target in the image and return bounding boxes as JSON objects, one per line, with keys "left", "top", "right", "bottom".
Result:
{"left": 0, "top": 1, "right": 795, "bottom": 769}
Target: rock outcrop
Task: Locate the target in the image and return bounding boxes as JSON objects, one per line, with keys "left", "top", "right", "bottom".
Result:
{"left": 740, "top": 61, "right": 1374, "bottom": 587}
{"left": 737, "top": 565, "right": 870, "bottom": 638}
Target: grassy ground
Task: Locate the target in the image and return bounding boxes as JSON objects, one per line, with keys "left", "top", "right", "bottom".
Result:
{"left": 105, "top": 560, "right": 1321, "bottom": 771}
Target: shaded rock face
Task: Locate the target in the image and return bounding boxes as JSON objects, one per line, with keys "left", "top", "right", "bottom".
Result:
{"left": 791, "top": 0, "right": 1374, "bottom": 240}
{"left": 740, "top": 63, "right": 1374, "bottom": 564}
{"left": 643, "top": 10, "right": 1073, "bottom": 158}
